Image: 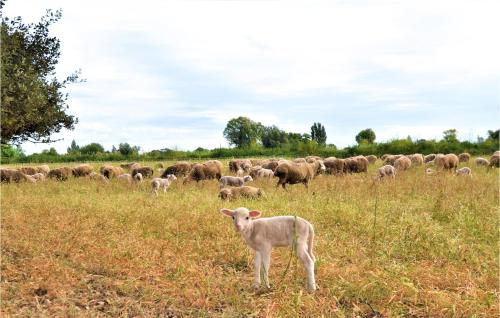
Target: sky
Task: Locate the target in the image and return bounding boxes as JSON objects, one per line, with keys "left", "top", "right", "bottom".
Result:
{"left": 3, "top": 0, "right": 500, "bottom": 154}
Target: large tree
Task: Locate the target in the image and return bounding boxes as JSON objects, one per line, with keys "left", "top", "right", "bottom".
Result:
{"left": 1, "top": 8, "right": 81, "bottom": 145}
{"left": 261, "top": 125, "right": 288, "bottom": 148}
{"left": 311, "top": 122, "right": 327, "bottom": 145}
{"left": 223, "top": 117, "right": 263, "bottom": 148}
{"left": 355, "top": 128, "right": 376, "bottom": 144}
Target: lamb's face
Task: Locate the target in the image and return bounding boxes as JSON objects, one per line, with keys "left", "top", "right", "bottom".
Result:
{"left": 221, "top": 207, "right": 261, "bottom": 232}
{"left": 167, "top": 174, "right": 177, "bottom": 181}
{"left": 243, "top": 176, "right": 253, "bottom": 182}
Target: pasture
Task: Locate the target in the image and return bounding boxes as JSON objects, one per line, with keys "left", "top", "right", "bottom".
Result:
{"left": 1, "top": 159, "right": 498, "bottom": 317}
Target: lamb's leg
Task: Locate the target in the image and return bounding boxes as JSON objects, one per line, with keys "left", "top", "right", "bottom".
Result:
{"left": 297, "top": 245, "right": 316, "bottom": 292}
{"left": 253, "top": 251, "right": 261, "bottom": 289}
{"left": 260, "top": 247, "right": 272, "bottom": 289}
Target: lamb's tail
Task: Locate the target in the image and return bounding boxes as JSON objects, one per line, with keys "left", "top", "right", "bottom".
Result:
{"left": 307, "top": 223, "right": 315, "bottom": 262}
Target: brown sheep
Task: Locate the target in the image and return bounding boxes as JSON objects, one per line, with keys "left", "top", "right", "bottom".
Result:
{"left": 120, "top": 162, "right": 141, "bottom": 170}
{"left": 344, "top": 156, "right": 368, "bottom": 174}
{"left": 424, "top": 154, "right": 436, "bottom": 163}
{"left": 366, "top": 155, "right": 377, "bottom": 164}
{"left": 205, "top": 160, "right": 223, "bottom": 178}
{"left": 132, "top": 166, "right": 154, "bottom": 178}
{"left": 229, "top": 159, "right": 251, "bottom": 173}
{"left": 381, "top": 154, "right": 391, "bottom": 161}
{"left": 458, "top": 153, "right": 471, "bottom": 163}
{"left": 293, "top": 158, "right": 307, "bottom": 163}
{"left": 435, "top": 154, "right": 459, "bottom": 171}
{"left": 324, "top": 158, "right": 345, "bottom": 175}
{"left": 48, "top": 167, "right": 74, "bottom": 181}
{"left": 394, "top": 156, "right": 412, "bottom": 171}
{"left": 183, "top": 161, "right": 222, "bottom": 183}
{"left": 18, "top": 167, "right": 38, "bottom": 175}
{"left": 100, "top": 165, "right": 124, "bottom": 179}
{"left": 261, "top": 160, "right": 280, "bottom": 172}
{"left": 89, "top": 172, "right": 108, "bottom": 182}
{"left": 249, "top": 165, "right": 263, "bottom": 179}
{"left": 1, "top": 169, "right": 34, "bottom": 183}
{"left": 408, "top": 154, "right": 424, "bottom": 166}
{"left": 162, "top": 161, "right": 193, "bottom": 178}
{"left": 218, "top": 186, "right": 263, "bottom": 200}
{"left": 72, "top": 164, "right": 94, "bottom": 177}
{"left": 489, "top": 154, "right": 499, "bottom": 168}
{"left": 274, "top": 161, "right": 323, "bottom": 189}
{"left": 384, "top": 154, "right": 405, "bottom": 166}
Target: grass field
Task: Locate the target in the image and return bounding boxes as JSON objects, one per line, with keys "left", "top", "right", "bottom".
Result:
{"left": 1, "top": 160, "right": 498, "bottom": 317}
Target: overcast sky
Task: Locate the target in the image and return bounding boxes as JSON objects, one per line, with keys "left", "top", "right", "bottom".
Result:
{"left": 4, "top": 0, "right": 499, "bottom": 154}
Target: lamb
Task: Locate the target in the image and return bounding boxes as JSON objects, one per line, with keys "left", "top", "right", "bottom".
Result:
{"left": 48, "top": 167, "right": 74, "bottom": 181}
{"left": 274, "top": 161, "right": 324, "bottom": 189}
{"left": 376, "top": 165, "right": 396, "bottom": 180}
{"left": 394, "top": 156, "right": 412, "bottom": 171}
{"left": 219, "top": 175, "right": 253, "bottom": 189}
{"left": 72, "top": 164, "right": 93, "bottom": 177}
{"left": 151, "top": 174, "right": 177, "bottom": 196}
{"left": 458, "top": 153, "right": 471, "bottom": 163}
{"left": 117, "top": 173, "right": 133, "bottom": 184}
{"left": 475, "top": 157, "right": 489, "bottom": 167}
{"left": 218, "top": 186, "right": 263, "bottom": 200}
{"left": 249, "top": 166, "right": 263, "bottom": 179}
{"left": 132, "top": 166, "right": 154, "bottom": 178}
{"left": 220, "top": 207, "right": 316, "bottom": 292}
{"left": 30, "top": 173, "right": 46, "bottom": 182}
{"left": 435, "top": 153, "right": 459, "bottom": 171}
{"left": 456, "top": 167, "right": 472, "bottom": 176}
{"left": 162, "top": 161, "right": 193, "bottom": 178}
{"left": 256, "top": 168, "right": 274, "bottom": 179}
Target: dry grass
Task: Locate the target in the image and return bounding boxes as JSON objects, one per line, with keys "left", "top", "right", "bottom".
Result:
{"left": 1, "top": 160, "right": 498, "bottom": 317}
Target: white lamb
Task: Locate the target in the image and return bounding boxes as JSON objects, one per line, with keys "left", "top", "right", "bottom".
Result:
{"left": 218, "top": 175, "right": 253, "bottom": 190}
{"left": 151, "top": 174, "right": 177, "bottom": 196}
{"left": 220, "top": 207, "right": 316, "bottom": 292}
{"left": 256, "top": 168, "right": 274, "bottom": 179}
{"left": 456, "top": 167, "right": 472, "bottom": 176}
{"left": 376, "top": 165, "right": 396, "bottom": 180}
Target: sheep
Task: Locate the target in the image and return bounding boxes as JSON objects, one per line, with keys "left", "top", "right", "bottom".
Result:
{"left": 204, "top": 160, "right": 223, "bottom": 179}
{"left": 408, "top": 154, "right": 424, "bottom": 166}
{"left": 89, "top": 172, "right": 108, "bottom": 182}
{"left": 132, "top": 166, "right": 153, "bottom": 178}
{"left": 162, "top": 161, "right": 193, "bottom": 178}
{"left": 376, "top": 165, "right": 396, "bottom": 180}
{"left": 274, "top": 161, "right": 324, "bottom": 189}
{"left": 18, "top": 167, "right": 38, "bottom": 175}
{"left": 100, "top": 165, "right": 124, "bottom": 179}
{"left": 475, "top": 157, "right": 490, "bottom": 167}
{"left": 48, "top": 167, "right": 74, "bottom": 181}
{"left": 324, "top": 158, "right": 344, "bottom": 175}
{"left": 183, "top": 161, "right": 222, "bottom": 184}
{"left": 306, "top": 155, "right": 322, "bottom": 163}
{"left": 456, "top": 167, "right": 472, "bottom": 176}
{"left": 219, "top": 175, "right": 253, "bottom": 189}
{"left": 394, "top": 156, "right": 412, "bottom": 171}
{"left": 229, "top": 159, "right": 252, "bottom": 174}
{"left": 134, "top": 172, "right": 143, "bottom": 182}
{"left": 293, "top": 158, "right": 307, "bottom": 163}
{"left": 36, "top": 165, "right": 50, "bottom": 175}
{"left": 366, "top": 155, "right": 377, "bottom": 164}
{"left": 489, "top": 154, "right": 499, "bottom": 168}
{"left": 151, "top": 174, "right": 177, "bottom": 196}
{"left": 261, "top": 160, "right": 280, "bottom": 172}
{"left": 249, "top": 166, "right": 263, "bottom": 179}
{"left": 0, "top": 169, "right": 34, "bottom": 183}
{"left": 72, "top": 164, "right": 93, "bottom": 177}
{"left": 424, "top": 154, "right": 436, "bottom": 163}
{"left": 220, "top": 207, "right": 316, "bottom": 292}
{"left": 344, "top": 156, "right": 368, "bottom": 174}
{"left": 257, "top": 168, "right": 274, "bottom": 179}
{"left": 458, "top": 153, "right": 471, "bottom": 163}
{"left": 30, "top": 173, "right": 46, "bottom": 182}
{"left": 117, "top": 173, "right": 133, "bottom": 184}
{"left": 120, "top": 162, "right": 141, "bottom": 170}
{"left": 383, "top": 154, "right": 405, "bottom": 166}
{"left": 218, "top": 186, "right": 263, "bottom": 200}
{"left": 435, "top": 154, "right": 459, "bottom": 171}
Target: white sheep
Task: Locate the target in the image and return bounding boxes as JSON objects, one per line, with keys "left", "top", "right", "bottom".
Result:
{"left": 376, "top": 165, "right": 396, "bottom": 180}
{"left": 151, "top": 174, "right": 177, "bottom": 196}
{"left": 256, "top": 168, "right": 274, "bottom": 179}
{"left": 134, "top": 172, "right": 143, "bottom": 182}
{"left": 218, "top": 175, "right": 253, "bottom": 190}
{"left": 456, "top": 167, "right": 472, "bottom": 176}
{"left": 117, "top": 173, "right": 133, "bottom": 184}
{"left": 220, "top": 207, "right": 316, "bottom": 292}
{"left": 475, "top": 157, "right": 489, "bottom": 167}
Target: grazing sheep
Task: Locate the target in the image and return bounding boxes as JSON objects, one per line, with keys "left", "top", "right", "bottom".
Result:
{"left": 376, "top": 165, "right": 396, "bottom": 180}
{"left": 30, "top": 173, "right": 45, "bottom": 182}
{"left": 204, "top": 160, "right": 223, "bottom": 179}
{"left": 218, "top": 186, "right": 263, "bottom": 200}
{"left": 120, "top": 162, "right": 141, "bottom": 170}
{"left": 475, "top": 157, "right": 490, "bottom": 167}
{"left": 261, "top": 160, "right": 280, "bottom": 172}
{"left": 151, "top": 174, "right": 177, "bottom": 196}
{"left": 220, "top": 207, "right": 316, "bottom": 291}
{"left": 219, "top": 175, "right": 253, "bottom": 189}
{"left": 134, "top": 172, "right": 143, "bottom": 182}
{"left": 366, "top": 155, "right": 377, "bottom": 164}
{"left": 72, "top": 164, "right": 93, "bottom": 177}
{"left": 293, "top": 158, "right": 307, "bottom": 163}
{"left": 18, "top": 167, "right": 38, "bottom": 175}
{"left": 394, "top": 156, "right": 412, "bottom": 171}
{"left": 36, "top": 165, "right": 50, "bottom": 175}
{"left": 458, "top": 153, "right": 471, "bottom": 163}
{"left": 162, "top": 161, "right": 193, "bottom": 178}
{"left": 229, "top": 159, "right": 252, "bottom": 174}
{"left": 48, "top": 167, "right": 74, "bottom": 181}
{"left": 132, "top": 166, "right": 154, "bottom": 179}
{"left": 424, "top": 154, "right": 436, "bottom": 163}
{"left": 117, "top": 173, "right": 133, "bottom": 184}
{"left": 274, "top": 161, "right": 324, "bottom": 189}
{"left": 89, "top": 172, "right": 108, "bottom": 182}
{"left": 384, "top": 154, "right": 404, "bottom": 166}
{"left": 183, "top": 161, "right": 222, "bottom": 184}
{"left": 425, "top": 168, "right": 436, "bottom": 175}
{"left": 408, "top": 154, "right": 424, "bottom": 166}
{"left": 257, "top": 168, "right": 274, "bottom": 179}
{"left": 381, "top": 154, "right": 391, "bottom": 161}
{"left": 0, "top": 169, "right": 34, "bottom": 183}
{"left": 456, "top": 167, "right": 472, "bottom": 176}
{"left": 249, "top": 166, "right": 263, "bottom": 179}
{"left": 489, "top": 154, "right": 499, "bottom": 168}
{"left": 435, "top": 154, "right": 459, "bottom": 171}
{"left": 324, "top": 158, "right": 345, "bottom": 175}
{"left": 306, "top": 155, "right": 322, "bottom": 163}
{"left": 344, "top": 156, "right": 368, "bottom": 174}
{"left": 100, "top": 165, "right": 124, "bottom": 179}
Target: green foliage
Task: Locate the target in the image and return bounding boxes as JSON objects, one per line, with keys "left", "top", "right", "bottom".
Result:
{"left": 355, "top": 128, "right": 376, "bottom": 144}
{"left": 442, "top": 129, "right": 458, "bottom": 143}
{"left": 67, "top": 140, "right": 80, "bottom": 154}
{"left": 79, "top": 143, "right": 104, "bottom": 155}
{"left": 487, "top": 129, "right": 499, "bottom": 141}
{"left": 311, "top": 122, "right": 327, "bottom": 145}
{"left": 118, "top": 143, "right": 140, "bottom": 156}
{"left": 261, "top": 125, "right": 288, "bottom": 148}
{"left": 223, "top": 117, "right": 263, "bottom": 148}
{"left": 1, "top": 9, "right": 81, "bottom": 145}
{"left": 1, "top": 144, "right": 25, "bottom": 160}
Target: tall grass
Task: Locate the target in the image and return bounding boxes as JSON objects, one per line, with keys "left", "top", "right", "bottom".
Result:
{"left": 1, "top": 160, "right": 498, "bottom": 317}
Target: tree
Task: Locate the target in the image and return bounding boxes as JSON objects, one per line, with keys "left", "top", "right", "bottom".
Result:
{"left": 223, "top": 117, "right": 263, "bottom": 148}
{"left": 118, "top": 143, "right": 139, "bottom": 156}
{"left": 261, "top": 125, "right": 288, "bottom": 148}
{"left": 355, "top": 128, "right": 376, "bottom": 144}
{"left": 487, "top": 129, "right": 499, "bottom": 141}
{"left": 1, "top": 9, "right": 81, "bottom": 145}
{"left": 67, "top": 139, "right": 80, "bottom": 154}
{"left": 310, "top": 122, "right": 327, "bottom": 145}
{"left": 79, "top": 143, "right": 104, "bottom": 155}
{"left": 442, "top": 129, "right": 458, "bottom": 143}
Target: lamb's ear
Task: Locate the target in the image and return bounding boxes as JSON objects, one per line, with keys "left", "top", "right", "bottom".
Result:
{"left": 249, "top": 210, "right": 262, "bottom": 218}
{"left": 220, "top": 209, "right": 234, "bottom": 217}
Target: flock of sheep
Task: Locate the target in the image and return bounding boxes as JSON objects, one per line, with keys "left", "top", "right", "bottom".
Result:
{"left": 1, "top": 151, "right": 498, "bottom": 292}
